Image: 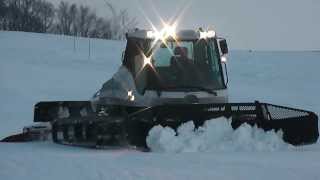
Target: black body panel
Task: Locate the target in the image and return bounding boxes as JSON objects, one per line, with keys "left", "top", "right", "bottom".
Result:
{"left": 34, "top": 101, "right": 319, "bottom": 148}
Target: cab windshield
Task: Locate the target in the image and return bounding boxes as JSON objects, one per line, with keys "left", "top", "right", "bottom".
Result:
{"left": 123, "top": 38, "right": 225, "bottom": 94}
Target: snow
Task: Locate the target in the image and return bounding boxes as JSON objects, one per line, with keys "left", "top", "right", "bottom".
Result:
{"left": 147, "top": 118, "right": 291, "bottom": 153}
{"left": 1, "top": 31, "right": 320, "bottom": 180}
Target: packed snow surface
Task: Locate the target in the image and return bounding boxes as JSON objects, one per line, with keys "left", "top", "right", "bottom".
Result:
{"left": 1, "top": 31, "right": 320, "bottom": 180}
{"left": 147, "top": 118, "right": 291, "bottom": 153}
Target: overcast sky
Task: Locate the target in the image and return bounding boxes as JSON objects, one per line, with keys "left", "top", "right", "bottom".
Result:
{"left": 52, "top": 0, "right": 320, "bottom": 50}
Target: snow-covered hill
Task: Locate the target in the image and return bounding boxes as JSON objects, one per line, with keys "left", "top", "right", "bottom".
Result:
{"left": 0, "top": 31, "right": 319, "bottom": 180}
{"left": 0, "top": 31, "right": 123, "bottom": 138}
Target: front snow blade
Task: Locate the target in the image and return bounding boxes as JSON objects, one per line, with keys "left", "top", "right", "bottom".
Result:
{"left": 128, "top": 101, "right": 319, "bottom": 145}
{"left": 1, "top": 133, "right": 32, "bottom": 142}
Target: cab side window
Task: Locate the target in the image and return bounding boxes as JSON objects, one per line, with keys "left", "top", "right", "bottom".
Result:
{"left": 208, "top": 40, "right": 224, "bottom": 88}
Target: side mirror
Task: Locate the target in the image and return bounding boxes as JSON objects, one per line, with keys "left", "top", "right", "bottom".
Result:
{"left": 121, "top": 51, "right": 125, "bottom": 62}
{"left": 219, "top": 39, "right": 228, "bottom": 55}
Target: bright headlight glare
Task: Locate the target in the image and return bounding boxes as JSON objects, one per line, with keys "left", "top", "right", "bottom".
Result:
{"left": 143, "top": 56, "right": 152, "bottom": 67}
{"left": 127, "top": 90, "right": 135, "bottom": 101}
{"left": 147, "top": 24, "right": 176, "bottom": 40}
{"left": 162, "top": 25, "right": 176, "bottom": 38}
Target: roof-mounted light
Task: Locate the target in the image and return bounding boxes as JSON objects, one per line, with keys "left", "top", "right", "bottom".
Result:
{"left": 147, "top": 31, "right": 159, "bottom": 39}
{"left": 146, "top": 24, "right": 176, "bottom": 40}
{"left": 199, "top": 30, "right": 216, "bottom": 39}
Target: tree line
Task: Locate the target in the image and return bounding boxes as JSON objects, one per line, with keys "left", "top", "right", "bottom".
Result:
{"left": 0, "top": 0, "right": 137, "bottom": 39}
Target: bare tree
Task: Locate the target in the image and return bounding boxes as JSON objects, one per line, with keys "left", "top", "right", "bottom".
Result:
{"left": 77, "top": 5, "right": 88, "bottom": 36}
{"left": 90, "top": 17, "right": 112, "bottom": 39}
{"left": 56, "top": 1, "right": 72, "bottom": 35}
{"left": 1, "top": 0, "right": 138, "bottom": 39}
{"left": 37, "top": 0, "right": 55, "bottom": 32}
{"left": 0, "top": 0, "right": 6, "bottom": 18}
{"left": 2, "top": 0, "right": 54, "bottom": 32}
{"left": 103, "top": 1, "right": 137, "bottom": 40}
{"left": 76, "top": 5, "right": 97, "bottom": 37}
{"left": 69, "top": 3, "right": 78, "bottom": 36}
{"left": 6, "top": 0, "right": 22, "bottom": 31}
{"left": 0, "top": 0, "right": 7, "bottom": 30}
{"left": 118, "top": 9, "right": 137, "bottom": 39}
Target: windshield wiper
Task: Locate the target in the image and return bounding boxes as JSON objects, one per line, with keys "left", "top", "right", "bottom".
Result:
{"left": 181, "top": 86, "right": 218, "bottom": 96}
{"left": 161, "top": 86, "right": 217, "bottom": 96}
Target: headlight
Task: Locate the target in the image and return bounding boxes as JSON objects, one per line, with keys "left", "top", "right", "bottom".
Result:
{"left": 221, "top": 55, "right": 227, "bottom": 63}
{"left": 128, "top": 90, "right": 135, "bottom": 101}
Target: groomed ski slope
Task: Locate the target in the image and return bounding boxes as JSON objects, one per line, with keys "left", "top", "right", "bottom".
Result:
{"left": 0, "top": 31, "right": 320, "bottom": 180}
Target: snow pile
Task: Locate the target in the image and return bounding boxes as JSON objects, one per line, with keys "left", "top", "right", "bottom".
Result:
{"left": 147, "top": 117, "right": 291, "bottom": 153}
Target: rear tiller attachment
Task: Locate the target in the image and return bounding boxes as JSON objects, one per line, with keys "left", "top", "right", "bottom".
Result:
{"left": 129, "top": 101, "right": 319, "bottom": 146}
